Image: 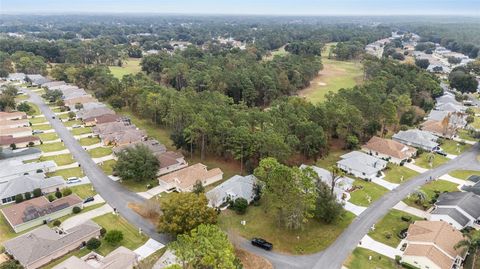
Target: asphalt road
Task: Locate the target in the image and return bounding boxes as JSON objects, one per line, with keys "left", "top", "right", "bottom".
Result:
{"left": 28, "top": 89, "right": 480, "bottom": 268}
{"left": 27, "top": 90, "right": 171, "bottom": 244}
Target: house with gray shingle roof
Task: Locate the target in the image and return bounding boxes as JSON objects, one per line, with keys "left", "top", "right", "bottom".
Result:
{"left": 336, "top": 151, "right": 387, "bottom": 180}
{"left": 430, "top": 192, "right": 480, "bottom": 229}
{"left": 0, "top": 160, "right": 56, "bottom": 181}
{"left": 392, "top": 129, "right": 439, "bottom": 151}
{"left": 206, "top": 175, "right": 257, "bottom": 208}
{"left": 300, "top": 164, "right": 354, "bottom": 201}
{"left": 26, "top": 74, "right": 50, "bottom": 86}
{"left": 0, "top": 175, "right": 65, "bottom": 205}
{"left": 3, "top": 220, "right": 101, "bottom": 269}
{"left": 7, "top": 73, "right": 26, "bottom": 82}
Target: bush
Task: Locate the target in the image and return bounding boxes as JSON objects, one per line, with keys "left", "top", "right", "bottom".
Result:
{"left": 395, "top": 255, "right": 401, "bottom": 264}
{"left": 72, "top": 206, "right": 81, "bottom": 214}
{"left": 47, "top": 194, "right": 55, "bottom": 202}
{"left": 104, "top": 230, "right": 123, "bottom": 245}
{"left": 33, "top": 188, "right": 42, "bottom": 197}
{"left": 55, "top": 191, "right": 63, "bottom": 199}
{"left": 53, "top": 220, "right": 61, "bottom": 226}
{"left": 24, "top": 192, "right": 32, "bottom": 200}
{"left": 10, "top": 143, "right": 16, "bottom": 150}
{"left": 62, "top": 188, "right": 72, "bottom": 196}
{"left": 15, "top": 194, "right": 23, "bottom": 203}
{"left": 401, "top": 215, "right": 412, "bottom": 222}
{"left": 86, "top": 238, "right": 101, "bottom": 250}
{"left": 231, "top": 198, "right": 249, "bottom": 214}
{"left": 100, "top": 227, "right": 107, "bottom": 236}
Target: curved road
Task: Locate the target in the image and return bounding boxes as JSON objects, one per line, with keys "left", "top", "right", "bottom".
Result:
{"left": 27, "top": 90, "right": 171, "bottom": 244}
{"left": 29, "top": 89, "right": 480, "bottom": 269}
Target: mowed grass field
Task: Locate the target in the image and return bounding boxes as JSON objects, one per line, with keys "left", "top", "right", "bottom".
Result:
{"left": 298, "top": 43, "right": 363, "bottom": 103}
{"left": 109, "top": 58, "right": 142, "bottom": 79}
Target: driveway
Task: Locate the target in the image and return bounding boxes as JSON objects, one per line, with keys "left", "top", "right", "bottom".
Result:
{"left": 26, "top": 90, "right": 171, "bottom": 245}
{"left": 134, "top": 239, "right": 165, "bottom": 260}
{"left": 358, "top": 235, "right": 402, "bottom": 259}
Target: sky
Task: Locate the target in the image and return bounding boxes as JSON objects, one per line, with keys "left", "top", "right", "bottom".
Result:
{"left": 1, "top": 0, "right": 479, "bottom": 15}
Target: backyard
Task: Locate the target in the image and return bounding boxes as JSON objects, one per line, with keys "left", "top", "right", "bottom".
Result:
{"left": 368, "top": 209, "right": 421, "bottom": 247}
{"left": 404, "top": 179, "right": 460, "bottom": 210}
{"left": 218, "top": 205, "right": 355, "bottom": 254}
{"left": 383, "top": 164, "right": 419, "bottom": 184}
{"left": 344, "top": 248, "right": 399, "bottom": 269}
{"left": 348, "top": 180, "right": 389, "bottom": 207}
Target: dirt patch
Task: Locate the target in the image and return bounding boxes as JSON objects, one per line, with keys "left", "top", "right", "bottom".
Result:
{"left": 128, "top": 202, "right": 160, "bottom": 226}
{"left": 235, "top": 248, "right": 273, "bottom": 269}
{"left": 0, "top": 254, "right": 10, "bottom": 264}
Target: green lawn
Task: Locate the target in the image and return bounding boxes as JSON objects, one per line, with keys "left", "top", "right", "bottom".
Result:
{"left": 37, "top": 142, "right": 66, "bottom": 152}
{"left": 71, "top": 127, "right": 93, "bottom": 136}
{"left": 39, "top": 154, "right": 75, "bottom": 166}
{"left": 470, "top": 116, "right": 480, "bottom": 130}
{"left": 349, "top": 180, "right": 389, "bottom": 207}
{"left": 64, "top": 120, "right": 82, "bottom": 127}
{"left": 120, "top": 179, "right": 159, "bottom": 192}
{"left": 315, "top": 149, "right": 348, "bottom": 168}
{"left": 29, "top": 116, "right": 47, "bottom": 124}
{"left": 109, "top": 58, "right": 142, "bottom": 79}
{"left": 457, "top": 129, "right": 477, "bottom": 141}
{"left": 58, "top": 113, "right": 73, "bottom": 120}
{"left": 32, "top": 123, "right": 53, "bottom": 131}
{"left": 218, "top": 205, "right": 355, "bottom": 254}
{"left": 69, "top": 184, "right": 97, "bottom": 199}
{"left": 414, "top": 152, "right": 449, "bottom": 169}
{"left": 47, "top": 167, "right": 84, "bottom": 179}
{"left": 344, "top": 248, "right": 399, "bottom": 269}
{"left": 368, "top": 209, "right": 422, "bottom": 248}
{"left": 441, "top": 139, "right": 471, "bottom": 155}
{"left": 37, "top": 132, "right": 58, "bottom": 141}
{"left": 263, "top": 45, "right": 288, "bottom": 61}
{"left": 92, "top": 213, "right": 149, "bottom": 255}
{"left": 99, "top": 159, "right": 116, "bottom": 175}
{"left": 404, "top": 179, "right": 460, "bottom": 210}
{"left": 449, "top": 170, "right": 480, "bottom": 180}
{"left": 79, "top": 136, "right": 101, "bottom": 146}
{"left": 88, "top": 147, "right": 113, "bottom": 158}
{"left": 51, "top": 107, "right": 62, "bottom": 113}
{"left": 383, "top": 164, "right": 419, "bottom": 184}
{"left": 15, "top": 94, "right": 29, "bottom": 101}
{"left": 26, "top": 102, "right": 41, "bottom": 116}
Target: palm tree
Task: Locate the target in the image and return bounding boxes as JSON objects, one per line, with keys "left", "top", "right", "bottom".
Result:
{"left": 455, "top": 230, "right": 480, "bottom": 268}
{"left": 411, "top": 190, "right": 427, "bottom": 205}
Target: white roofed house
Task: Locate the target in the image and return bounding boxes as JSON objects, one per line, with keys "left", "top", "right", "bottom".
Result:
{"left": 300, "top": 164, "right": 354, "bottom": 201}
{"left": 336, "top": 151, "right": 387, "bottom": 181}
{"left": 206, "top": 175, "right": 257, "bottom": 208}
{"left": 0, "top": 160, "right": 56, "bottom": 181}
{"left": 7, "top": 73, "right": 26, "bottom": 82}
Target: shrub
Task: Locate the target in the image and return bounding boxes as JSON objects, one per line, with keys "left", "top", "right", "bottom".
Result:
{"left": 24, "top": 192, "right": 32, "bottom": 200}
{"left": 100, "top": 227, "right": 107, "bottom": 236}
{"left": 231, "top": 198, "right": 248, "bottom": 215}
{"left": 28, "top": 141, "right": 35, "bottom": 147}
{"left": 72, "top": 206, "right": 81, "bottom": 214}
{"left": 401, "top": 216, "right": 412, "bottom": 222}
{"left": 10, "top": 143, "right": 16, "bottom": 150}
{"left": 104, "top": 230, "right": 123, "bottom": 245}
{"left": 33, "top": 188, "right": 42, "bottom": 197}
{"left": 395, "top": 255, "right": 401, "bottom": 264}
{"left": 86, "top": 238, "right": 101, "bottom": 250}
{"left": 67, "top": 111, "right": 76, "bottom": 119}
{"left": 47, "top": 194, "right": 55, "bottom": 202}
{"left": 53, "top": 220, "right": 61, "bottom": 226}
{"left": 15, "top": 194, "right": 23, "bottom": 203}
{"left": 55, "top": 191, "right": 63, "bottom": 199}
{"left": 62, "top": 188, "right": 72, "bottom": 196}
{"left": 385, "top": 232, "right": 392, "bottom": 239}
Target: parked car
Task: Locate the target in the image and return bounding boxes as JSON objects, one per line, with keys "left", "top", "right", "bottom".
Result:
{"left": 52, "top": 116, "right": 56, "bottom": 119}
{"left": 66, "top": 177, "right": 81, "bottom": 184}
{"left": 251, "top": 238, "right": 273, "bottom": 251}
{"left": 32, "top": 130, "right": 44, "bottom": 134}
{"left": 83, "top": 196, "right": 95, "bottom": 203}
{"left": 435, "top": 150, "right": 447, "bottom": 156}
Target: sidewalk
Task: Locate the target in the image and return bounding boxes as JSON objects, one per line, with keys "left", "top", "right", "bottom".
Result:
{"left": 84, "top": 143, "right": 103, "bottom": 150}
{"left": 358, "top": 235, "right": 402, "bottom": 259}
{"left": 42, "top": 138, "right": 62, "bottom": 144}
{"left": 393, "top": 201, "right": 430, "bottom": 219}
{"left": 439, "top": 174, "right": 473, "bottom": 186}
{"left": 371, "top": 177, "right": 399, "bottom": 190}
{"left": 134, "top": 239, "right": 165, "bottom": 261}
{"left": 60, "top": 203, "right": 113, "bottom": 230}
{"left": 137, "top": 185, "right": 169, "bottom": 199}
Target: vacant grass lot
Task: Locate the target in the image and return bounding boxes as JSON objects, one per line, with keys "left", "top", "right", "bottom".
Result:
{"left": 414, "top": 153, "right": 449, "bottom": 169}
{"left": 47, "top": 167, "right": 84, "bottom": 179}
{"left": 368, "top": 209, "right": 422, "bottom": 248}
{"left": 383, "top": 164, "right": 419, "bottom": 184}
{"left": 218, "top": 206, "right": 355, "bottom": 254}
{"left": 37, "top": 132, "right": 58, "bottom": 141}
{"left": 441, "top": 139, "right": 471, "bottom": 155}
{"left": 344, "top": 248, "right": 399, "bottom": 269}
{"left": 37, "top": 142, "right": 66, "bottom": 152}
{"left": 71, "top": 127, "right": 93, "bottom": 136}
{"left": 39, "top": 154, "right": 75, "bottom": 166}
{"left": 92, "top": 213, "right": 148, "bottom": 255}
{"left": 79, "top": 136, "right": 101, "bottom": 146}
{"left": 404, "top": 179, "right": 459, "bottom": 210}
{"left": 449, "top": 170, "right": 480, "bottom": 180}
{"left": 69, "top": 184, "right": 97, "bottom": 199}
{"left": 349, "top": 180, "right": 389, "bottom": 207}
{"left": 88, "top": 147, "right": 113, "bottom": 158}
{"left": 109, "top": 58, "right": 142, "bottom": 79}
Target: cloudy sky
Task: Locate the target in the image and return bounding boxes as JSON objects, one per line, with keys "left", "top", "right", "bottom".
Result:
{"left": 1, "top": 0, "right": 479, "bottom": 15}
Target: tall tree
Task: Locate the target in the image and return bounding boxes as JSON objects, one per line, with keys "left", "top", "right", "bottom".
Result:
{"left": 114, "top": 144, "right": 159, "bottom": 182}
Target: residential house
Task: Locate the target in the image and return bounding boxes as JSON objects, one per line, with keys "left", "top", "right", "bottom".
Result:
{"left": 361, "top": 136, "right": 417, "bottom": 164}
{"left": 113, "top": 139, "right": 166, "bottom": 155}
{"left": 156, "top": 151, "right": 188, "bottom": 175}
{"left": 0, "top": 126, "right": 32, "bottom": 138}
{"left": 0, "top": 148, "right": 41, "bottom": 162}
{"left": 41, "top": 81, "right": 66, "bottom": 89}
{"left": 102, "top": 129, "right": 146, "bottom": 146}
{"left": 300, "top": 164, "right": 354, "bottom": 201}
{"left": 436, "top": 102, "right": 466, "bottom": 113}
{"left": 430, "top": 192, "right": 480, "bottom": 229}
{"left": 26, "top": 74, "right": 50, "bottom": 86}
{"left": 83, "top": 114, "right": 121, "bottom": 127}
{"left": 401, "top": 221, "right": 467, "bottom": 269}
{"left": 336, "top": 151, "right": 387, "bottom": 180}
{"left": 0, "top": 160, "right": 56, "bottom": 181}
{"left": 206, "top": 175, "right": 257, "bottom": 208}
{"left": 1, "top": 194, "right": 83, "bottom": 232}
{"left": 0, "top": 175, "right": 65, "bottom": 205}
{"left": 3, "top": 220, "right": 101, "bottom": 269}
{"left": 76, "top": 107, "right": 115, "bottom": 120}
{"left": 7, "top": 73, "right": 26, "bottom": 82}
{"left": 64, "top": 96, "right": 97, "bottom": 108}
{"left": 0, "top": 111, "right": 27, "bottom": 121}
{"left": 52, "top": 246, "right": 139, "bottom": 269}
{"left": 158, "top": 163, "right": 223, "bottom": 192}
{"left": 420, "top": 120, "right": 456, "bottom": 139}
{"left": 392, "top": 129, "right": 439, "bottom": 151}
{"left": 0, "top": 119, "right": 29, "bottom": 128}
{"left": 0, "top": 135, "right": 41, "bottom": 149}
{"left": 427, "top": 110, "right": 466, "bottom": 129}
{"left": 75, "top": 102, "right": 107, "bottom": 112}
